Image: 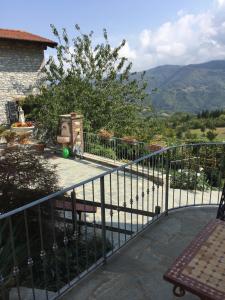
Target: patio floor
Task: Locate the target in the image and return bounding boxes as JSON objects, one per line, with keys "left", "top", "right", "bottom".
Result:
{"left": 47, "top": 154, "right": 111, "bottom": 187}
{"left": 60, "top": 206, "right": 217, "bottom": 300}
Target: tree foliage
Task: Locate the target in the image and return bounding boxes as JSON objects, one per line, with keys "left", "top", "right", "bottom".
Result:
{"left": 0, "top": 147, "right": 59, "bottom": 212}
{"left": 26, "top": 25, "right": 147, "bottom": 139}
{"left": 206, "top": 130, "right": 218, "bottom": 141}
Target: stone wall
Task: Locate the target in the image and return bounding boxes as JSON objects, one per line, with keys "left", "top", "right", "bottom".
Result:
{"left": 0, "top": 40, "right": 45, "bottom": 123}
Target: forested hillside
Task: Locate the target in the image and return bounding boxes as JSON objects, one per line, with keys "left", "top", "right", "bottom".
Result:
{"left": 136, "top": 60, "right": 225, "bottom": 113}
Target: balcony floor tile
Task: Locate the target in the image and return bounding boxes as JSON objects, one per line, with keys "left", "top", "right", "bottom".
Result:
{"left": 61, "top": 206, "right": 217, "bottom": 300}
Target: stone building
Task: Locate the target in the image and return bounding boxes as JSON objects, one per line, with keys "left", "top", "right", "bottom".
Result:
{"left": 0, "top": 28, "right": 57, "bottom": 124}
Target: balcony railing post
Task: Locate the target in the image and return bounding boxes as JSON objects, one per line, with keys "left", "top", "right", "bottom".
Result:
{"left": 114, "top": 138, "right": 117, "bottom": 163}
{"left": 165, "top": 150, "right": 170, "bottom": 216}
{"left": 100, "top": 176, "right": 107, "bottom": 264}
{"left": 71, "top": 190, "right": 77, "bottom": 233}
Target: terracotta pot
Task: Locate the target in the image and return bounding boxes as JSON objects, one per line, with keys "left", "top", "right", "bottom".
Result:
{"left": 31, "top": 144, "right": 45, "bottom": 153}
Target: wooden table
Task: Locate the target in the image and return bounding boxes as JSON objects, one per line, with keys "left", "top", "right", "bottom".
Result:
{"left": 164, "top": 219, "right": 225, "bottom": 300}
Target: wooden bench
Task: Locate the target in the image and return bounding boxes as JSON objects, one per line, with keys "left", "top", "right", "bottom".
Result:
{"left": 55, "top": 199, "right": 97, "bottom": 214}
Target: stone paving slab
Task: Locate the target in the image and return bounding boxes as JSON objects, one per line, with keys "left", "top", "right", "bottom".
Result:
{"left": 48, "top": 155, "right": 111, "bottom": 188}
{"left": 61, "top": 207, "right": 217, "bottom": 300}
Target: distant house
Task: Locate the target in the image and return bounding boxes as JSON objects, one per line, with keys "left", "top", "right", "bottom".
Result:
{"left": 0, "top": 28, "right": 57, "bottom": 123}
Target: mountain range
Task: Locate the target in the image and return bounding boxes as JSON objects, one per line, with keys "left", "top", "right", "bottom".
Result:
{"left": 135, "top": 60, "right": 225, "bottom": 113}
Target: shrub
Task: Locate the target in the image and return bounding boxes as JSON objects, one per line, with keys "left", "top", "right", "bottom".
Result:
{"left": 0, "top": 124, "right": 7, "bottom": 135}
{"left": 116, "top": 142, "right": 146, "bottom": 160}
{"left": 0, "top": 206, "right": 112, "bottom": 293}
{"left": 206, "top": 130, "right": 218, "bottom": 141}
{"left": 89, "top": 144, "right": 116, "bottom": 160}
{"left": 98, "top": 129, "right": 114, "bottom": 140}
{"left": 170, "top": 169, "right": 210, "bottom": 191}
{"left": 0, "top": 130, "right": 17, "bottom": 144}
{"left": 204, "top": 168, "right": 221, "bottom": 187}
{"left": 121, "top": 136, "right": 138, "bottom": 144}
{"left": 0, "top": 147, "right": 59, "bottom": 213}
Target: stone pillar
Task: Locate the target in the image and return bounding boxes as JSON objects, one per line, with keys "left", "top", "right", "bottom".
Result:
{"left": 57, "top": 112, "right": 84, "bottom": 155}
{"left": 70, "top": 112, "right": 84, "bottom": 154}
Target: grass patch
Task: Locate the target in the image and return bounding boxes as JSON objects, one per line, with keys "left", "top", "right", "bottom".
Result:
{"left": 190, "top": 127, "right": 225, "bottom": 141}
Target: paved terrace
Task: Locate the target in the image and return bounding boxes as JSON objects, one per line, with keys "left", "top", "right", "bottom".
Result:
{"left": 61, "top": 207, "right": 217, "bottom": 300}
{"left": 47, "top": 155, "right": 111, "bottom": 187}
{"left": 49, "top": 153, "right": 220, "bottom": 240}
{"left": 46, "top": 154, "right": 220, "bottom": 299}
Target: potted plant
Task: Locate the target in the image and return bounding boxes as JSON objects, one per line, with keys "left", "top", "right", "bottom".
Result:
{"left": 11, "top": 121, "right": 35, "bottom": 134}
{"left": 30, "top": 142, "right": 46, "bottom": 154}
{"left": 146, "top": 135, "right": 167, "bottom": 152}
{"left": 121, "top": 136, "right": 138, "bottom": 145}
{"left": 98, "top": 129, "right": 114, "bottom": 140}
{"left": 17, "top": 132, "right": 32, "bottom": 145}
{"left": 1, "top": 130, "right": 17, "bottom": 145}
{"left": 0, "top": 125, "right": 7, "bottom": 149}
{"left": 147, "top": 144, "right": 164, "bottom": 152}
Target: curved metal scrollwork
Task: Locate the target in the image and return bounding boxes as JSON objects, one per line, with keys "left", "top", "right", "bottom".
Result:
{"left": 217, "top": 183, "right": 225, "bottom": 221}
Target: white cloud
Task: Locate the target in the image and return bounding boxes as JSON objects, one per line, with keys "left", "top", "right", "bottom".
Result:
{"left": 216, "top": 0, "right": 225, "bottom": 8}
{"left": 177, "top": 9, "right": 186, "bottom": 17}
{"left": 119, "top": 42, "right": 136, "bottom": 60}
{"left": 121, "top": 2, "right": 225, "bottom": 71}
{"left": 140, "top": 29, "right": 152, "bottom": 48}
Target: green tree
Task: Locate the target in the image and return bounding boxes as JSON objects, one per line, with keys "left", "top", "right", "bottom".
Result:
{"left": 185, "top": 130, "right": 197, "bottom": 140}
{"left": 200, "top": 124, "right": 206, "bottom": 132}
{"left": 206, "top": 130, "right": 218, "bottom": 141}
{"left": 176, "top": 126, "right": 185, "bottom": 139}
{"left": 205, "top": 119, "right": 216, "bottom": 130}
{"left": 27, "top": 25, "right": 147, "bottom": 139}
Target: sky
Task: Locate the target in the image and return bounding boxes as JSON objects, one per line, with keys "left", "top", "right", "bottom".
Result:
{"left": 1, "top": 0, "right": 225, "bottom": 71}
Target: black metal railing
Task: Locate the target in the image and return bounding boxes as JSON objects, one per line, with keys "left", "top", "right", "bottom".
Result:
{"left": 83, "top": 132, "right": 149, "bottom": 162}
{"left": 0, "top": 142, "right": 225, "bottom": 299}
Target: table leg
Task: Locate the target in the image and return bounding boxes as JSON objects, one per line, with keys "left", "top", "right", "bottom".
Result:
{"left": 173, "top": 285, "right": 185, "bottom": 297}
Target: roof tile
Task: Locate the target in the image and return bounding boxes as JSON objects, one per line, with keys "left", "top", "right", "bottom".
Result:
{"left": 0, "top": 28, "right": 57, "bottom": 48}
